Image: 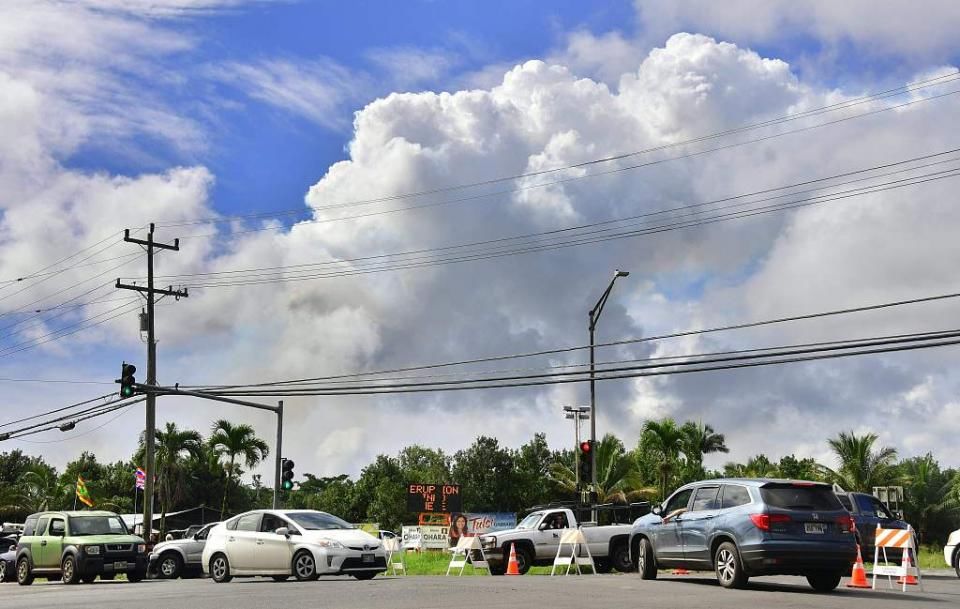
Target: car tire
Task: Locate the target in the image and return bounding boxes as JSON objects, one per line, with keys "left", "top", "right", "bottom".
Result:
{"left": 292, "top": 550, "right": 318, "bottom": 581}
{"left": 352, "top": 572, "right": 376, "bottom": 580}
{"left": 514, "top": 545, "right": 533, "bottom": 575}
{"left": 594, "top": 558, "right": 612, "bottom": 573}
{"left": 489, "top": 562, "right": 506, "bottom": 576}
{"left": 714, "top": 542, "right": 748, "bottom": 589}
{"left": 638, "top": 537, "right": 657, "bottom": 580}
{"left": 271, "top": 575, "right": 290, "bottom": 582}
{"left": 0, "top": 560, "right": 8, "bottom": 582}
{"left": 100, "top": 573, "right": 115, "bottom": 581}
{"left": 82, "top": 574, "right": 97, "bottom": 583}
{"left": 209, "top": 554, "right": 232, "bottom": 583}
{"left": 158, "top": 552, "right": 183, "bottom": 579}
{"left": 128, "top": 570, "right": 145, "bottom": 583}
{"left": 954, "top": 548, "right": 959, "bottom": 579}
{"left": 611, "top": 541, "right": 634, "bottom": 573}
{"left": 61, "top": 555, "right": 81, "bottom": 585}
{"left": 806, "top": 573, "right": 842, "bottom": 592}
{"left": 16, "top": 558, "right": 33, "bottom": 586}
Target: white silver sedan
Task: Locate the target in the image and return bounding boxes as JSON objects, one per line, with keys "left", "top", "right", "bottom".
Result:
{"left": 945, "top": 528, "right": 959, "bottom": 578}
{"left": 202, "top": 509, "right": 386, "bottom": 582}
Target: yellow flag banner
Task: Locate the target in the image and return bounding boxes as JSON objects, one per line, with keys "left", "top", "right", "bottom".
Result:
{"left": 76, "top": 475, "right": 95, "bottom": 508}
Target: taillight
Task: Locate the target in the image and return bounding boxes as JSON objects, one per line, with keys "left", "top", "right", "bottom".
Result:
{"left": 750, "top": 513, "right": 791, "bottom": 531}
{"left": 836, "top": 515, "right": 855, "bottom": 533}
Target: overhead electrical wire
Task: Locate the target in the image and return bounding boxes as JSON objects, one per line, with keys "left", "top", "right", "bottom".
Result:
{"left": 159, "top": 71, "right": 960, "bottom": 230}
{"left": 0, "top": 392, "right": 117, "bottom": 429}
{"left": 198, "top": 330, "right": 960, "bottom": 396}
{"left": 3, "top": 397, "right": 147, "bottom": 440}
{"left": 170, "top": 167, "right": 960, "bottom": 288}
{"left": 144, "top": 150, "right": 960, "bottom": 287}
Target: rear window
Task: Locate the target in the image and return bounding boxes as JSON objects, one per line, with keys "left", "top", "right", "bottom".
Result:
{"left": 22, "top": 517, "right": 38, "bottom": 537}
{"left": 837, "top": 494, "right": 853, "bottom": 510}
{"left": 720, "top": 485, "right": 752, "bottom": 508}
{"left": 760, "top": 484, "right": 842, "bottom": 510}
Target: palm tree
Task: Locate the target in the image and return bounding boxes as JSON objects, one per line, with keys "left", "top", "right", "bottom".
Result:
{"left": 548, "top": 434, "right": 655, "bottom": 503}
{"left": 209, "top": 419, "right": 269, "bottom": 518}
{"left": 680, "top": 421, "right": 729, "bottom": 480}
{"left": 640, "top": 418, "right": 686, "bottom": 501}
{"left": 16, "top": 466, "right": 71, "bottom": 513}
{"left": 154, "top": 423, "right": 203, "bottom": 538}
{"left": 822, "top": 431, "right": 897, "bottom": 492}
{"left": 723, "top": 455, "right": 778, "bottom": 478}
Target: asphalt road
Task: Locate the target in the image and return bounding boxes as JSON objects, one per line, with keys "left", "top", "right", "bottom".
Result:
{"left": 1, "top": 571, "right": 957, "bottom": 609}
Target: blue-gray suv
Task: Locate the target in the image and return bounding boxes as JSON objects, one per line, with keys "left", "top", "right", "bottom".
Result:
{"left": 630, "top": 479, "right": 857, "bottom": 591}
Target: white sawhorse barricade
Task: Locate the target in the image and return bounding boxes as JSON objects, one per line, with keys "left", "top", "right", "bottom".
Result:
{"left": 872, "top": 526, "right": 923, "bottom": 592}
{"left": 383, "top": 538, "right": 405, "bottom": 576}
{"left": 446, "top": 536, "right": 490, "bottom": 576}
{"left": 551, "top": 529, "right": 597, "bottom": 576}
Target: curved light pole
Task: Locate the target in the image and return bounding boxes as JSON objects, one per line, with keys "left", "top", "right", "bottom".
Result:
{"left": 588, "top": 269, "right": 629, "bottom": 520}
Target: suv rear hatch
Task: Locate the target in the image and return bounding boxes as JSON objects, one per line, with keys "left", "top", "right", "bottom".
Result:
{"left": 756, "top": 482, "right": 854, "bottom": 540}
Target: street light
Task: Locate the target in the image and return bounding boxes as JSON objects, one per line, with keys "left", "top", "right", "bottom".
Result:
{"left": 562, "top": 405, "right": 590, "bottom": 495}
{"left": 587, "top": 269, "right": 629, "bottom": 519}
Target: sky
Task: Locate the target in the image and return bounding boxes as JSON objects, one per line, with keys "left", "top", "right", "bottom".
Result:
{"left": 1, "top": 0, "right": 960, "bottom": 483}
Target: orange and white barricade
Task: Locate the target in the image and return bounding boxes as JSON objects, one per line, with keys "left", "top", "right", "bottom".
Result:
{"left": 383, "top": 537, "right": 405, "bottom": 576}
{"left": 445, "top": 535, "right": 490, "bottom": 576}
{"left": 872, "top": 525, "right": 923, "bottom": 591}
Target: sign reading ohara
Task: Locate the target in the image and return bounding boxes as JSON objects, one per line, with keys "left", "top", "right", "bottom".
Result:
{"left": 406, "top": 484, "right": 462, "bottom": 513}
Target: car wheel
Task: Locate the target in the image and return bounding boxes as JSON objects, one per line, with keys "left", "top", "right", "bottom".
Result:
{"left": 81, "top": 574, "right": 97, "bottom": 584}
{"left": 16, "top": 557, "right": 34, "bottom": 586}
{"left": 714, "top": 542, "right": 747, "bottom": 589}
{"left": 638, "top": 537, "right": 657, "bottom": 580}
{"left": 271, "top": 575, "right": 290, "bottom": 582}
{"left": 61, "top": 555, "right": 81, "bottom": 585}
{"left": 352, "top": 572, "right": 376, "bottom": 580}
{"left": 209, "top": 554, "right": 232, "bottom": 583}
{"left": 611, "top": 541, "right": 634, "bottom": 573}
{"left": 158, "top": 552, "right": 183, "bottom": 579}
{"left": 489, "top": 562, "right": 506, "bottom": 576}
{"left": 806, "top": 573, "right": 842, "bottom": 592}
{"left": 954, "top": 548, "right": 959, "bottom": 579}
{"left": 0, "top": 560, "right": 8, "bottom": 582}
{"left": 100, "top": 573, "right": 115, "bottom": 581}
{"left": 594, "top": 558, "right": 612, "bottom": 573}
{"left": 513, "top": 545, "right": 533, "bottom": 575}
{"left": 292, "top": 550, "right": 318, "bottom": 581}
{"left": 128, "top": 570, "right": 144, "bottom": 583}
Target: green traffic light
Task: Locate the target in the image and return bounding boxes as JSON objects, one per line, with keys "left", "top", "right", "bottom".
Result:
{"left": 122, "top": 386, "right": 133, "bottom": 397}
{"left": 282, "top": 480, "right": 294, "bottom": 491}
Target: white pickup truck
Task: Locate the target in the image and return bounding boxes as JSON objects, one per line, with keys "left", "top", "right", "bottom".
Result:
{"left": 478, "top": 508, "right": 634, "bottom": 574}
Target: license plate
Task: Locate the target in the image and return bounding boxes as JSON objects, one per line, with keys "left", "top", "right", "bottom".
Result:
{"left": 804, "top": 523, "right": 826, "bottom": 534}
{"left": 113, "top": 561, "right": 128, "bottom": 570}
{"left": 361, "top": 553, "right": 374, "bottom": 564}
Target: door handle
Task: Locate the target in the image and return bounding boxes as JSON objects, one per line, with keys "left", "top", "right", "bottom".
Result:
{"left": 228, "top": 537, "right": 236, "bottom": 542}
{"left": 40, "top": 540, "right": 47, "bottom": 546}
{"left": 256, "top": 541, "right": 265, "bottom": 545}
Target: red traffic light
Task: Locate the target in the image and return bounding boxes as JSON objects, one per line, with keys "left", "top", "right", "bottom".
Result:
{"left": 579, "top": 441, "right": 591, "bottom": 453}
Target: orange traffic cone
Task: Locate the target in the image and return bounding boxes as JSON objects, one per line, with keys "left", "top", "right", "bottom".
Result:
{"left": 506, "top": 544, "right": 520, "bottom": 576}
{"left": 897, "top": 549, "right": 918, "bottom": 585}
{"left": 847, "top": 544, "right": 870, "bottom": 588}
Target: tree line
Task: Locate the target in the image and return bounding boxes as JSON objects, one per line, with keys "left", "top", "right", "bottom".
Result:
{"left": 1, "top": 418, "right": 958, "bottom": 544}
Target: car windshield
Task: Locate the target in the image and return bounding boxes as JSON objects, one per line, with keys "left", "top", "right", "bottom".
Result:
{"left": 70, "top": 516, "right": 128, "bottom": 536}
{"left": 760, "top": 485, "right": 842, "bottom": 510}
{"left": 287, "top": 512, "right": 354, "bottom": 530}
{"left": 517, "top": 513, "right": 543, "bottom": 530}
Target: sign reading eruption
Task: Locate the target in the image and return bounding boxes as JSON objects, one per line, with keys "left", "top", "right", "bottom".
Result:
{"left": 406, "top": 484, "right": 462, "bottom": 513}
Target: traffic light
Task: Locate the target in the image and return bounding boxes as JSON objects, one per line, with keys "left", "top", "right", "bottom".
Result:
{"left": 281, "top": 458, "right": 295, "bottom": 491}
{"left": 118, "top": 363, "right": 137, "bottom": 398}
{"left": 578, "top": 440, "right": 593, "bottom": 489}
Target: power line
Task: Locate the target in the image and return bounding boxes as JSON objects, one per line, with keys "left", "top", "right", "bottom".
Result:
{"left": 0, "top": 392, "right": 117, "bottom": 429}
{"left": 11, "top": 401, "right": 141, "bottom": 444}
{"left": 0, "top": 378, "right": 115, "bottom": 385}
{"left": 175, "top": 168, "right": 960, "bottom": 288}
{"left": 146, "top": 150, "right": 960, "bottom": 284}
{"left": 203, "top": 331, "right": 960, "bottom": 397}
{"left": 190, "top": 288, "right": 960, "bottom": 391}
{"left": 5, "top": 398, "right": 146, "bottom": 440}
{"left": 0, "top": 300, "right": 142, "bottom": 359}
{"left": 159, "top": 71, "right": 960, "bottom": 230}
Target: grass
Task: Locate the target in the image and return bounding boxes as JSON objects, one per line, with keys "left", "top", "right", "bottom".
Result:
{"left": 391, "top": 550, "right": 563, "bottom": 576}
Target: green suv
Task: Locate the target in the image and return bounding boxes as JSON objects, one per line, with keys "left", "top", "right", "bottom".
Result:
{"left": 16, "top": 511, "right": 148, "bottom": 585}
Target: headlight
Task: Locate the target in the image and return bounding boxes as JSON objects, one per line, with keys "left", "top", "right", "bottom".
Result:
{"left": 83, "top": 545, "right": 101, "bottom": 555}
{"left": 314, "top": 539, "right": 344, "bottom": 549}
{"left": 481, "top": 536, "right": 496, "bottom": 547}
{"left": 137, "top": 544, "right": 147, "bottom": 554}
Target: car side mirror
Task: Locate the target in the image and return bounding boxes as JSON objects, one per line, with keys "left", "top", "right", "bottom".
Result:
{"left": 275, "top": 527, "right": 289, "bottom": 537}
{"left": 651, "top": 505, "right": 662, "bottom": 516}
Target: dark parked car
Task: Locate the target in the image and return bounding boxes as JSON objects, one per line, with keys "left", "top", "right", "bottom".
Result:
{"left": 0, "top": 535, "right": 18, "bottom": 582}
{"left": 834, "top": 491, "right": 908, "bottom": 558}
{"left": 630, "top": 479, "right": 857, "bottom": 591}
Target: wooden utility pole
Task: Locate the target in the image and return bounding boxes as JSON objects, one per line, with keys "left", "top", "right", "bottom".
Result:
{"left": 116, "top": 223, "right": 187, "bottom": 538}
